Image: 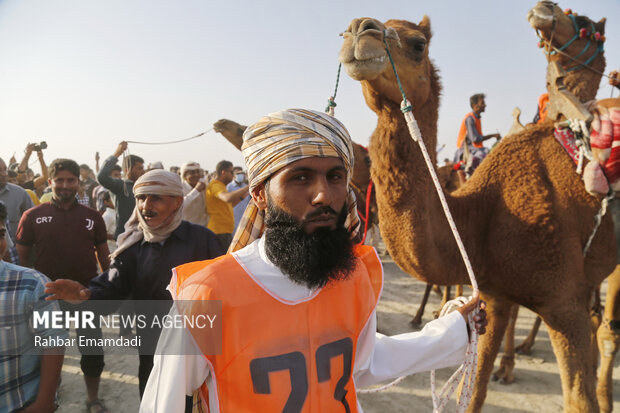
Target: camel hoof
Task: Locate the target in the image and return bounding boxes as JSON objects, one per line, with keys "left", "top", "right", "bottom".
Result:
{"left": 498, "top": 374, "right": 515, "bottom": 385}
{"left": 492, "top": 366, "right": 505, "bottom": 382}
{"left": 492, "top": 355, "right": 515, "bottom": 384}
{"left": 515, "top": 342, "right": 534, "bottom": 355}
{"left": 409, "top": 317, "right": 422, "bottom": 328}
{"left": 492, "top": 369, "right": 515, "bottom": 385}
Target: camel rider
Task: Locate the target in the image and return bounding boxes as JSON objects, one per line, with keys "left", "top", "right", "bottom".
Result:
{"left": 454, "top": 93, "right": 501, "bottom": 177}
{"left": 532, "top": 93, "right": 549, "bottom": 124}
{"left": 140, "top": 109, "right": 488, "bottom": 413}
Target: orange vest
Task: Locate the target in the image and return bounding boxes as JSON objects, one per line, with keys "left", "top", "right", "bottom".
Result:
{"left": 171, "top": 244, "right": 383, "bottom": 413}
{"left": 456, "top": 112, "right": 483, "bottom": 149}
{"left": 536, "top": 93, "right": 549, "bottom": 124}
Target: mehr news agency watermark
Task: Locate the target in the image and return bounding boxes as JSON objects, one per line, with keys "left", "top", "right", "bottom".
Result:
{"left": 10, "top": 300, "right": 222, "bottom": 356}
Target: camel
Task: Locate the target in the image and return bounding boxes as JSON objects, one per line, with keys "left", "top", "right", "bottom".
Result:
{"left": 338, "top": 4, "right": 614, "bottom": 412}
{"left": 493, "top": 7, "right": 620, "bottom": 410}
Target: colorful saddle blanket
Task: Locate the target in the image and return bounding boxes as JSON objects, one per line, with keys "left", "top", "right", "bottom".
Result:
{"left": 553, "top": 99, "right": 620, "bottom": 193}
{"left": 590, "top": 99, "right": 620, "bottom": 184}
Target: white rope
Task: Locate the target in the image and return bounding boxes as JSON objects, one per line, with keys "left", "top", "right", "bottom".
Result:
{"left": 401, "top": 101, "right": 479, "bottom": 293}
{"left": 400, "top": 100, "right": 479, "bottom": 412}
{"left": 356, "top": 375, "right": 407, "bottom": 394}
{"left": 355, "top": 100, "right": 480, "bottom": 412}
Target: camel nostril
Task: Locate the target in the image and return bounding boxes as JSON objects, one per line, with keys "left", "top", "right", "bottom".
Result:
{"left": 358, "top": 19, "right": 382, "bottom": 34}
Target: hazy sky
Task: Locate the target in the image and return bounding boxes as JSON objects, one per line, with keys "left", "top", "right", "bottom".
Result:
{"left": 1, "top": 0, "right": 618, "bottom": 175}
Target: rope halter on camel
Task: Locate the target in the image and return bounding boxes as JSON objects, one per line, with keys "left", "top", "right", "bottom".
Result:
{"left": 536, "top": 8, "right": 608, "bottom": 77}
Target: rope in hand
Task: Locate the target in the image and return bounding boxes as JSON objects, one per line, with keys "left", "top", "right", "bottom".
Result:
{"left": 358, "top": 31, "right": 481, "bottom": 413}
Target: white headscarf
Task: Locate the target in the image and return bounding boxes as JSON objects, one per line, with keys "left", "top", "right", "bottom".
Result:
{"left": 112, "top": 170, "right": 184, "bottom": 258}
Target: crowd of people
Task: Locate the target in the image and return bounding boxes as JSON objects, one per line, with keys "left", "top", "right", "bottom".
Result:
{"left": 0, "top": 141, "right": 251, "bottom": 412}
{"left": 1, "top": 111, "right": 486, "bottom": 413}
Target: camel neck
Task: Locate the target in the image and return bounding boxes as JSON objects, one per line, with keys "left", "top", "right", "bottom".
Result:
{"left": 367, "top": 101, "right": 468, "bottom": 285}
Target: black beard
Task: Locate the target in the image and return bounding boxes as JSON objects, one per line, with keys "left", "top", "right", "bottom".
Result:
{"left": 264, "top": 202, "right": 356, "bottom": 290}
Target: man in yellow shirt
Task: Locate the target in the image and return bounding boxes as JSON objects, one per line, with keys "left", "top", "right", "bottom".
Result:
{"left": 206, "top": 160, "right": 249, "bottom": 251}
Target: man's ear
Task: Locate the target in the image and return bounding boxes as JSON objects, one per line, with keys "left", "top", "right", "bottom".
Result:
{"left": 175, "top": 196, "right": 183, "bottom": 209}
{"left": 251, "top": 183, "right": 268, "bottom": 211}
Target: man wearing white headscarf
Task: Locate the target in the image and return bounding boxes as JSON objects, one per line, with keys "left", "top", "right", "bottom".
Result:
{"left": 180, "top": 162, "right": 209, "bottom": 227}
{"left": 45, "top": 170, "right": 222, "bottom": 403}
{"left": 141, "top": 109, "right": 487, "bottom": 413}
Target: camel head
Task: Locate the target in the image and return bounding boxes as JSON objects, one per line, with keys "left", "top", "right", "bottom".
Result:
{"left": 527, "top": 1, "right": 606, "bottom": 65}
{"left": 339, "top": 17, "right": 437, "bottom": 112}
{"left": 213, "top": 119, "right": 246, "bottom": 150}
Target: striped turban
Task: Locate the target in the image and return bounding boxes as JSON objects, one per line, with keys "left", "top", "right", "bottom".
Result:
{"left": 229, "top": 108, "right": 359, "bottom": 252}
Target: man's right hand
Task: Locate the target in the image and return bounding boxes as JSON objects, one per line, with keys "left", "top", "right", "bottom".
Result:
{"left": 25, "top": 143, "right": 37, "bottom": 155}
{"left": 44, "top": 279, "right": 91, "bottom": 303}
{"left": 113, "top": 141, "right": 128, "bottom": 158}
{"left": 195, "top": 180, "right": 207, "bottom": 192}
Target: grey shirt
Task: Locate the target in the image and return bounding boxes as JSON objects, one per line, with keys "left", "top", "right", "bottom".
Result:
{"left": 0, "top": 183, "right": 34, "bottom": 240}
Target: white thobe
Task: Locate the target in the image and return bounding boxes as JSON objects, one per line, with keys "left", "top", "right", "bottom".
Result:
{"left": 182, "top": 181, "right": 209, "bottom": 227}
{"left": 140, "top": 237, "right": 468, "bottom": 412}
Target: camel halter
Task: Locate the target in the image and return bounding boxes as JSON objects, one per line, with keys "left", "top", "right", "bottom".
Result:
{"left": 536, "top": 10, "right": 608, "bottom": 77}
{"left": 328, "top": 29, "right": 481, "bottom": 412}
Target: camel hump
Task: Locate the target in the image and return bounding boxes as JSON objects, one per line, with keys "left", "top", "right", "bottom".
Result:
{"left": 506, "top": 107, "right": 526, "bottom": 137}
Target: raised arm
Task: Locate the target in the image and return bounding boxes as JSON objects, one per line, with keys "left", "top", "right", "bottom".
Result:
{"left": 32, "top": 149, "right": 48, "bottom": 188}
{"left": 97, "top": 142, "right": 128, "bottom": 193}
{"left": 218, "top": 185, "right": 249, "bottom": 206}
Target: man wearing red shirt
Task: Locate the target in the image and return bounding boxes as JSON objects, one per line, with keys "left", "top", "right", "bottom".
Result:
{"left": 16, "top": 158, "right": 110, "bottom": 413}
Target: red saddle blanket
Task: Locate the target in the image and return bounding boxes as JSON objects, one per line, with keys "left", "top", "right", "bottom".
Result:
{"left": 590, "top": 99, "right": 620, "bottom": 184}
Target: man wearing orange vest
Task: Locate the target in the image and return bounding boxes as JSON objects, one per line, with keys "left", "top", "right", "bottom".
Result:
{"left": 454, "top": 93, "right": 501, "bottom": 177}
{"left": 140, "top": 109, "right": 488, "bottom": 413}
{"left": 532, "top": 93, "right": 549, "bottom": 124}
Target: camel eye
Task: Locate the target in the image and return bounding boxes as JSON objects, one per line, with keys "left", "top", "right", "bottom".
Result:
{"left": 407, "top": 38, "right": 426, "bottom": 53}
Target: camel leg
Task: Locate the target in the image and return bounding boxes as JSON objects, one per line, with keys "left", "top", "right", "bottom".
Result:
{"left": 455, "top": 284, "right": 463, "bottom": 297}
{"left": 410, "top": 283, "right": 433, "bottom": 328}
{"left": 515, "top": 316, "right": 543, "bottom": 355}
{"left": 466, "top": 294, "right": 513, "bottom": 413}
{"left": 597, "top": 265, "right": 620, "bottom": 413}
{"left": 492, "top": 303, "right": 518, "bottom": 384}
{"left": 544, "top": 304, "right": 599, "bottom": 413}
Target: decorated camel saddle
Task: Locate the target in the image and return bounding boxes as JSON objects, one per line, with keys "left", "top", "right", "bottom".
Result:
{"left": 542, "top": 60, "right": 620, "bottom": 196}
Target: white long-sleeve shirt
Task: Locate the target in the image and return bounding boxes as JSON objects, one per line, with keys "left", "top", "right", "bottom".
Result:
{"left": 140, "top": 237, "right": 468, "bottom": 412}
{"left": 182, "top": 181, "right": 209, "bottom": 227}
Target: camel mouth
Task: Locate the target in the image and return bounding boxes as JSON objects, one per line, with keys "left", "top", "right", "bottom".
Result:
{"left": 340, "top": 55, "right": 388, "bottom": 81}
{"left": 527, "top": 4, "right": 555, "bottom": 32}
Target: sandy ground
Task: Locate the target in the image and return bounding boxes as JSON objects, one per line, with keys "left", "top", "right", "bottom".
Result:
{"left": 56, "top": 257, "right": 620, "bottom": 413}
